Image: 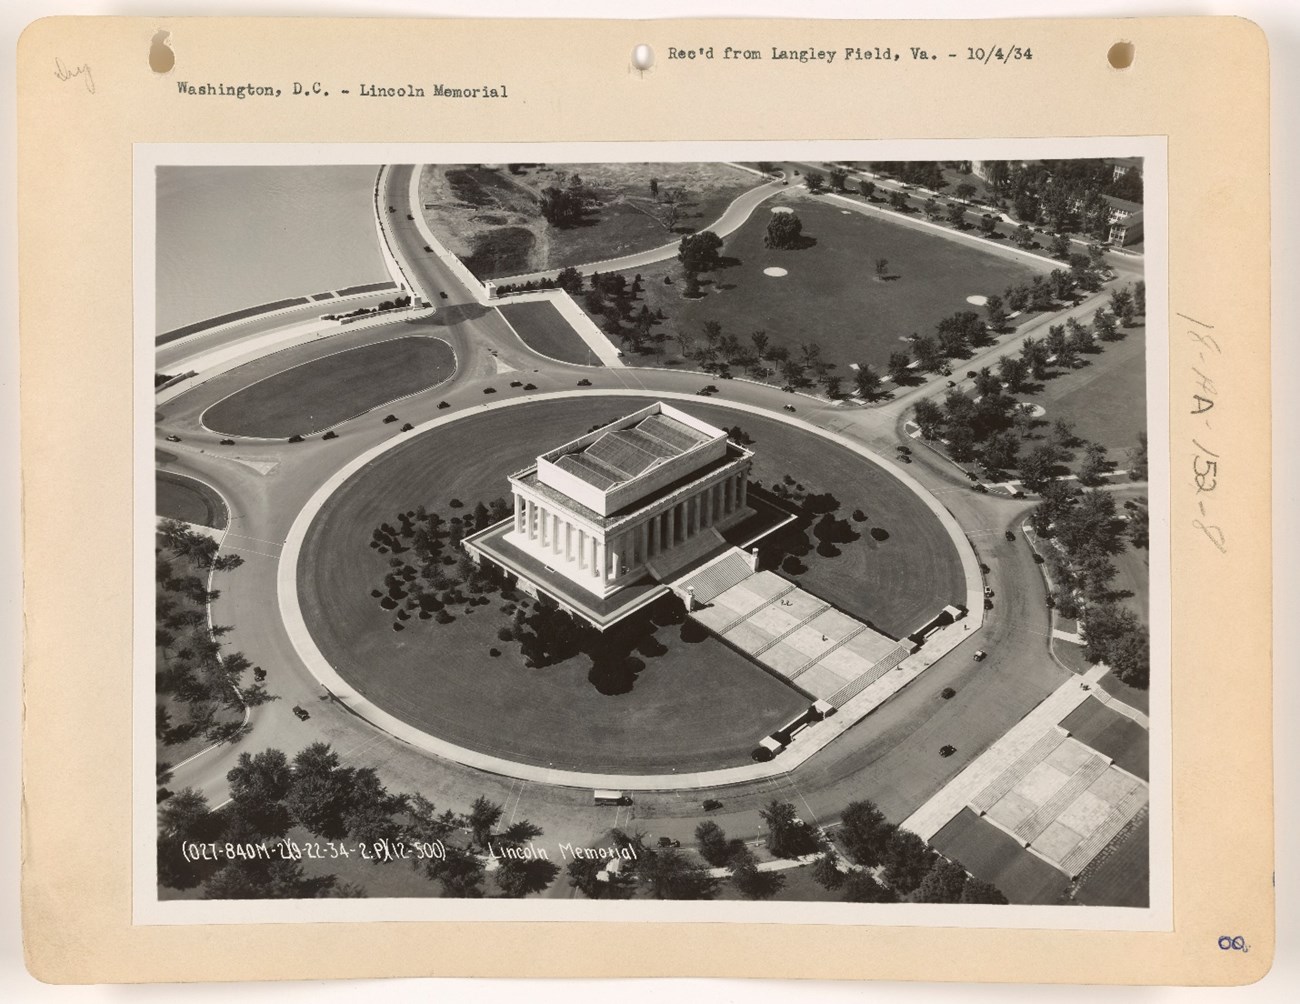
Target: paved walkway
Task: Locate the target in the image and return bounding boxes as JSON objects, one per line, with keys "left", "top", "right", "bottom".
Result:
{"left": 901, "top": 664, "right": 1110, "bottom": 841}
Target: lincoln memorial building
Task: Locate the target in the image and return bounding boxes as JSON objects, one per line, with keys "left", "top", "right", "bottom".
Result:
{"left": 463, "top": 402, "right": 755, "bottom": 627}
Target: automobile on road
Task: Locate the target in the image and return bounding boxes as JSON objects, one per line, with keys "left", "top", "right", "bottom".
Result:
{"left": 973, "top": 650, "right": 987, "bottom": 661}
{"left": 292, "top": 705, "right": 310, "bottom": 721}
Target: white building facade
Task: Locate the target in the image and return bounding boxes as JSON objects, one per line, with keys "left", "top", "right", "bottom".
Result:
{"left": 495, "top": 402, "right": 753, "bottom": 599}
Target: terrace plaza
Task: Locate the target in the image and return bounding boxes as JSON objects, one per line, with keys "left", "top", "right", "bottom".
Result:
{"left": 465, "top": 402, "right": 759, "bottom": 628}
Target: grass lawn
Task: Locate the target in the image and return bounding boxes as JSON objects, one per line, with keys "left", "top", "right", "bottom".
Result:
{"left": 202, "top": 336, "right": 455, "bottom": 438}
{"left": 496, "top": 300, "right": 602, "bottom": 366}
{"left": 420, "top": 163, "right": 759, "bottom": 279}
{"left": 1059, "top": 697, "right": 1149, "bottom": 780}
{"left": 631, "top": 195, "right": 1044, "bottom": 376}
{"left": 298, "top": 397, "right": 963, "bottom": 772}
{"left": 157, "top": 471, "right": 228, "bottom": 529}
{"left": 1097, "top": 671, "right": 1151, "bottom": 716}
{"left": 1019, "top": 324, "right": 1147, "bottom": 465}
{"left": 930, "top": 808, "right": 1070, "bottom": 905}
{"left": 1111, "top": 537, "right": 1150, "bottom": 627}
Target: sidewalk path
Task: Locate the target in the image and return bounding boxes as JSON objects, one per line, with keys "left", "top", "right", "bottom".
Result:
{"left": 901, "top": 664, "right": 1108, "bottom": 841}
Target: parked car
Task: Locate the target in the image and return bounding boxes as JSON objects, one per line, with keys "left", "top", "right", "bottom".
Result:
{"left": 1005, "top": 530, "right": 1016, "bottom": 541}
{"left": 164, "top": 434, "right": 181, "bottom": 443}
{"left": 984, "top": 586, "right": 994, "bottom": 598}
{"left": 292, "top": 705, "right": 310, "bottom": 721}
{"left": 973, "top": 650, "right": 987, "bottom": 662}
{"left": 782, "top": 404, "right": 796, "bottom": 413}
{"left": 895, "top": 445, "right": 911, "bottom": 455}
{"left": 439, "top": 291, "right": 448, "bottom": 299}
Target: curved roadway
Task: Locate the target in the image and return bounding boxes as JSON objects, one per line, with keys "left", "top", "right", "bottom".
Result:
{"left": 155, "top": 163, "right": 1137, "bottom": 855}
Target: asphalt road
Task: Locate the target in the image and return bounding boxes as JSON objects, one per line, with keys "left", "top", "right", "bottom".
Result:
{"left": 156, "top": 163, "right": 1141, "bottom": 862}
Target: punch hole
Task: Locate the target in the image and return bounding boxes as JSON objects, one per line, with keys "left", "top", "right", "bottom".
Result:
{"left": 149, "top": 30, "right": 175, "bottom": 74}
{"left": 631, "top": 44, "right": 655, "bottom": 72}
{"left": 1107, "top": 41, "right": 1134, "bottom": 70}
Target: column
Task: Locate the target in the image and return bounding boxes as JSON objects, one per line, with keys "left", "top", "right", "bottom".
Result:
{"left": 703, "top": 484, "right": 714, "bottom": 527}
{"left": 564, "top": 522, "right": 573, "bottom": 564}
{"left": 688, "top": 497, "right": 699, "bottom": 537}
{"left": 664, "top": 508, "right": 675, "bottom": 549}
{"left": 638, "top": 522, "right": 649, "bottom": 565}
{"left": 723, "top": 477, "right": 733, "bottom": 514}
{"left": 648, "top": 516, "right": 658, "bottom": 558}
{"left": 552, "top": 513, "right": 561, "bottom": 554}
{"left": 591, "top": 538, "right": 602, "bottom": 580}
{"left": 738, "top": 473, "right": 748, "bottom": 508}
{"left": 609, "top": 536, "right": 621, "bottom": 580}
{"left": 514, "top": 494, "right": 525, "bottom": 533}
{"left": 526, "top": 499, "right": 537, "bottom": 539}
{"left": 577, "top": 528, "right": 586, "bottom": 569}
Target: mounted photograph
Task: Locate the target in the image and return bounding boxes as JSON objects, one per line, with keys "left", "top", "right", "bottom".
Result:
{"left": 145, "top": 148, "right": 1162, "bottom": 922}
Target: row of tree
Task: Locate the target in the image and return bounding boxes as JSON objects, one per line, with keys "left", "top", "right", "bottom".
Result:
{"left": 155, "top": 521, "right": 263, "bottom": 759}
{"left": 1030, "top": 482, "right": 1150, "bottom": 688}
{"left": 159, "top": 746, "right": 560, "bottom": 899}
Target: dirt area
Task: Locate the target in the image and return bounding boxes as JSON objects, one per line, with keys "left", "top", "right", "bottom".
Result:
{"left": 418, "top": 162, "right": 759, "bottom": 279}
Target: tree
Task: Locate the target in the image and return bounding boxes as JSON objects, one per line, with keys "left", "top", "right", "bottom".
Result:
{"left": 567, "top": 858, "right": 634, "bottom": 899}
{"left": 888, "top": 189, "right": 909, "bottom": 211}
{"left": 467, "top": 795, "right": 504, "bottom": 849}
{"left": 843, "top": 871, "right": 897, "bottom": 903}
{"left": 750, "top": 329, "right": 769, "bottom": 357}
{"left": 1108, "top": 624, "right": 1150, "bottom": 688}
{"left": 539, "top": 186, "right": 584, "bottom": 227}
{"left": 912, "top": 334, "right": 943, "bottom": 371}
{"left": 874, "top": 257, "right": 889, "bottom": 278}
{"left": 638, "top": 846, "right": 719, "bottom": 900}
{"left": 914, "top": 858, "right": 968, "bottom": 903}
{"left": 1049, "top": 233, "right": 1071, "bottom": 259}
{"left": 730, "top": 845, "right": 785, "bottom": 899}
{"left": 494, "top": 820, "right": 560, "bottom": 897}
{"left": 822, "top": 373, "right": 843, "bottom": 399}
{"left": 887, "top": 351, "right": 912, "bottom": 384}
{"left": 982, "top": 429, "right": 1020, "bottom": 474}
{"left": 287, "top": 742, "right": 358, "bottom": 839}
{"left": 882, "top": 829, "right": 937, "bottom": 895}
{"left": 804, "top": 170, "right": 825, "bottom": 193}
{"left": 946, "top": 202, "right": 967, "bottom": 226}
{"left": 985, "top": 293, "right": 1008, "bottom": 332}
{"left": 765, "top": 211, "right": 804, "bottom": 249}
{"left": 1127, "top": 431, "right": 1149, "bottom": 480}
{"left": 955, "top": 182, "right": 976, "bottom": 203}
{"left": 1078, "top": 442, "right": 1111, "bottom": 486}
{"left": 997, "top": 354, "right": 1027, "bottom": 393}
{"left": 1134, "top": 279, "right": 1146, "bottom": 315}
{"left": 960, "top": 878, "right": 1008, "bottom": 904}
{"left": 811, "top": 852, "right": 844, "bottom": 890}
{"left": 838, "top": 800, "right": 896, "bottom": 868}
{"left": 828, "top": 167, "right": 848, "bottom": 191}
{"left": 555, "top": 266, "right": 583, "bottom": 295}
{"left": 912, "top": 399, "right": 945, "bottom": 440}
{"left": 225, "top": 749, "right": 293, "bottom": 838}
{"left": 858, "top": 179, "right": 876, "bottom": 199}
{"left": 677, "top": 230, "right": 723, "bottom": 273}
{"left": 1019, "top": 445, "right": 1059, "bottom": 493}
{"left": 759, "top": 800, "right": 816, "bottom": 859}
{"left": 694, "top": 820, "right": 735, "bottom": 867}
{"left": 158, "top": 787, "right": 211, "bottom": 839}
{"left": 854, "top": 364, "right": 882, "bottom": 401}
{"left": 923, "top": 196, "right": 940, "bottom": 220}
{"left": 1093, "top": 308, "right": 1119, "bottom": 341}
{"left": 648, "top": 176, "right": 659, "bottom": 198}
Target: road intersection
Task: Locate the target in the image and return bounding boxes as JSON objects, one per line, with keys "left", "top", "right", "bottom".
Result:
{"left": 155, "top": 162, "right": 1143, "bottom": 866}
